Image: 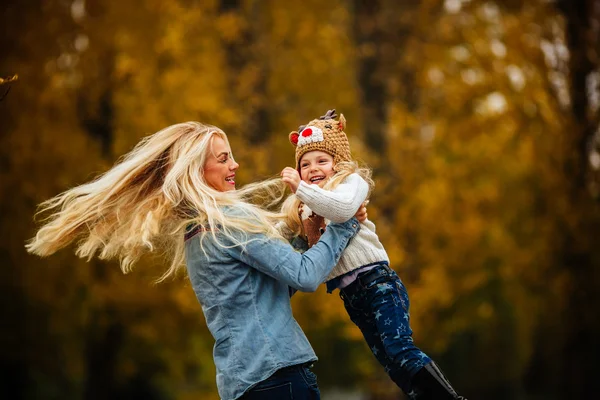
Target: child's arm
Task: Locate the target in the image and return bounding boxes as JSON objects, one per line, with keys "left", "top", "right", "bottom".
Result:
{"left": 296, "top": 174, "right": 369, "bottom": 223}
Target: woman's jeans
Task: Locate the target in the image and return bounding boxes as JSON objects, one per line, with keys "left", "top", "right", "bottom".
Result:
{"left": 339, "top": 263, "right": 431, "bottom": 397}
{"left": 240, "top": 363, "right": 320, "bottom": 400}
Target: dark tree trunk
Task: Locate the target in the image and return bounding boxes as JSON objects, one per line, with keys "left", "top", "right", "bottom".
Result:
{"left": 219, "top": 0, "right": 269, "bottom": 143}
{"left": 557, "top": 0, "right": 596, "bottom": 189}
{"left": 77, "top": 88, "right": 114, "bottom": 158}
{"left": 554, "top": 1, "right": 600, "bottom": 399}
{"left": 350, "top": 0, "right": 423, "bottom": 281}
{"left": 75, "top": 1, "right": 116, "bottom": 159}
{"left": 351, "top": 0, "right": 388, "bottom": 154}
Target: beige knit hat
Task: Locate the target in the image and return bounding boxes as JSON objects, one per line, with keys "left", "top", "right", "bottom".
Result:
{"left": 289, "top": 109, "right": 352, "bottom": 170}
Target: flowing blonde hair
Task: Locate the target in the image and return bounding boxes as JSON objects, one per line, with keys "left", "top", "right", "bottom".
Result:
{"left": 26, "top": 121, "right": 288, "bottom": 281}
{"left": 280, "top": 160, "right": 374, "bottom": 238}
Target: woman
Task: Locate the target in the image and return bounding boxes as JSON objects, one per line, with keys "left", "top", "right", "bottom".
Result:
{"left": 26, "top": 121, "right": 362, "bottom": 400}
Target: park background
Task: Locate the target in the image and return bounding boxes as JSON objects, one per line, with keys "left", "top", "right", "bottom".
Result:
{"left": 2, "top": 0, "right": 600, "bottom": 399}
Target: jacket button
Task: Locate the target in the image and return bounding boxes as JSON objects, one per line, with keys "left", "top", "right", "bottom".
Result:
{"left": 352, "top": 224, "right": 357, "bottom": 228}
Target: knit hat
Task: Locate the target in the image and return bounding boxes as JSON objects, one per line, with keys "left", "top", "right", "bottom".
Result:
{"left": 289, "top": 109, "right": 352, "bottom": 170}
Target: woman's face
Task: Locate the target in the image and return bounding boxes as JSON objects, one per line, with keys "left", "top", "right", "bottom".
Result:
{"left": 203, "top": 135, "right": 239, "bottom": 192}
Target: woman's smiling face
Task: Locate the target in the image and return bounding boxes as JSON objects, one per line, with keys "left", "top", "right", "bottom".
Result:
{"left": 203, "top": 135, "right": 239, "bottom": 192}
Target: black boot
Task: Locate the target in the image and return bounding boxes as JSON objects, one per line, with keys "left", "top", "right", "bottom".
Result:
{"left": 410, "top": 361, "right": 466, "bottom": 399}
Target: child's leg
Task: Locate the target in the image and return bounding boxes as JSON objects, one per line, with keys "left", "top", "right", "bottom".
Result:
{"left": 340, "top": 291, "right": 411, "bottom": 392}
{"left": 340, "top": 264, "right": 465, "bottom": 399}
{"left": 340, "top": 265, "right": 430, "bottom": 396}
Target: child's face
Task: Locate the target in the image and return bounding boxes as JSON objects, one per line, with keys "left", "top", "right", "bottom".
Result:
{"left": 299, "top": 151, "right": 335, "bottom": 187}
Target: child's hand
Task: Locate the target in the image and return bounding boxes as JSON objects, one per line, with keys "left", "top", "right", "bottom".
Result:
{"left": 281, "top": 167, "right": 301, "bottom": 193}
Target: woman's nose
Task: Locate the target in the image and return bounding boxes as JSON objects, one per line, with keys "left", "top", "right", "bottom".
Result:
{"left": 230, "top": 160, "right": 239, "bottom": 170}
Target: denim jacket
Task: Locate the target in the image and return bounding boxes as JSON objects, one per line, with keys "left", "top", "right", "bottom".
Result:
{"left": 184, "top": 217, "right": 360, "bottom": 400}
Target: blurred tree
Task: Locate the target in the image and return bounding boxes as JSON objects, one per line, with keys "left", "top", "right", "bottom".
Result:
{"left": 369, "top": 1, "right": 599, "bottom": 398}
{"left": 3, "top": 0, "right": 600, "bottom": 399}
{"left": 1, "top": 1, "right": 88, "bottom": 397}
{"left": 351, "top": 0, "right": 390, "bottom": 155}
{"left": 1, "top": 1, "right": 218, "bottom": 398}
{"left": 551, "top": 0, "right": 600, "bottom": 398}
{"left": 217, "top": 0, "right": 270, "bottom": 143}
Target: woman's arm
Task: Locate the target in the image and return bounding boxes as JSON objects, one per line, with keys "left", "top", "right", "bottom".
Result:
{"left": 224, "top": 218, "right": 360, "bottom": 292}
{"left": 295, "top": 174, "right": 369, "bottom": 223}
{"left": 274, "top": 220, "right": 295, "bottom": 240}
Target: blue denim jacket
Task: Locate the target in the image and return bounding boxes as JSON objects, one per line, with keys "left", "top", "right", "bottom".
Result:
{"left": 184, "top": 217, "right": 360, "bottom": 400}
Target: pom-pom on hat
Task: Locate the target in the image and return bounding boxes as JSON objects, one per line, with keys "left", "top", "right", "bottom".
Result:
{"left": 289, "top": 109, "right": 352, "bottom": 170}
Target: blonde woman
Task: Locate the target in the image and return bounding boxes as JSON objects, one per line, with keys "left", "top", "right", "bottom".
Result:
{"left": 26, "top": 121, "right": 362, "bottom": 400}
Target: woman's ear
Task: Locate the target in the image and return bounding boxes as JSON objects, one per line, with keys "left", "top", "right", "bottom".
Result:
{"left": 338, "top": 114, "right": 346, "bottom": 131}
{"left": 289, "top": 131, "right": 299, "bottom": 146}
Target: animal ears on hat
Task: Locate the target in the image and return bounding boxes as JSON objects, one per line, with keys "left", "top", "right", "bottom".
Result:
{"left": 339, "top": 114, "right": 346, "bottom": 131}
{"left": 289, "top": 131, "right": 299, "bottom": 146}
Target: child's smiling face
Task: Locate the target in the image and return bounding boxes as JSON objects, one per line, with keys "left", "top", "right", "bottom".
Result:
{"left": 299, "top": 150, "right": 335, "bottom": 187}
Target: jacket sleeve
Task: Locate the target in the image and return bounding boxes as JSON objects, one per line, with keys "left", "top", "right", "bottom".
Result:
{"left": 223, "top": 218, "right": 360, "bottom": 292}
{"left": 295, "top": 173, "right": 369, "bottom": 223}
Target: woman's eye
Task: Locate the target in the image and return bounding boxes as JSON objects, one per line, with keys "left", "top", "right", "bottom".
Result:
{"left": 219, "top": 157, "right": 228, "bottom": 163}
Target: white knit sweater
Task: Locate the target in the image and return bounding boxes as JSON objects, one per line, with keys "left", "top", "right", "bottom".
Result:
{"left": 295, "top": 173, "right": 389, "bottom": 281}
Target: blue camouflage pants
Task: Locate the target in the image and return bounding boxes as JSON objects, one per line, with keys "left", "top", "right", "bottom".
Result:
{"left": 339, "top": 263, "right": 431, "bottom": 398}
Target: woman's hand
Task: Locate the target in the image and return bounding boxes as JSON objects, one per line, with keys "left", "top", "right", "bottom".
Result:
{"left": 281, "top": 167, "right": 301, "bottom": 193}
{"left": 355, "top": 200, "right": 369, "bottom": 223}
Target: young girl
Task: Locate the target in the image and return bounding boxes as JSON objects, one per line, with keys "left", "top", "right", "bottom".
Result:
{"left": 26, "top": 121, "right": 362, "bottom": 400}
{"left": 280, "top": 110, "right": 466, "bottom": 400}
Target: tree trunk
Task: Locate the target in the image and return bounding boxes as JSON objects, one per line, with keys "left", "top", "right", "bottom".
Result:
{"left": 351, "top": 0, "right": 388, "bottom": 154}
{"left": 554, "top": 1, "right": 600, "bottom": 398}
{"left": 219, "top": 0, "right": 269, "bottom": 143}
{"left": 77, "top": 87, "right": 114, "bottom": 158}
{"left": 557, "top": 0, "right": 596, "bottom": 189}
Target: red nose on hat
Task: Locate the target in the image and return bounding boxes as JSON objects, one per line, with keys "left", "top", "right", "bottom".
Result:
{"left": 301, "top": 128, "right": 313, "bottom": 137}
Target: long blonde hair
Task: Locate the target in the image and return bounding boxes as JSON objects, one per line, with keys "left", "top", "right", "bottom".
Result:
{"left": 26, "top": 121, "right": 287, "bottom": 281}
{"left": 280, "top": 160, "right": 374, "bottom": 237}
